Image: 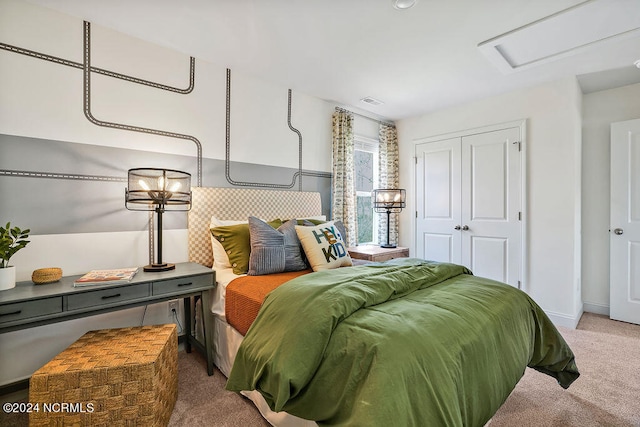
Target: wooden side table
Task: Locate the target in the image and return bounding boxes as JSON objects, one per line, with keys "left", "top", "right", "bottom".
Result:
{"left": 347, "top": 245, "right": 410, "bottom": 262}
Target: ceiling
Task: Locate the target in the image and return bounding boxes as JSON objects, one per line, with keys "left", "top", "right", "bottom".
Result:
{"left": 25, "top": 0, "right": 640, "bottom": 121}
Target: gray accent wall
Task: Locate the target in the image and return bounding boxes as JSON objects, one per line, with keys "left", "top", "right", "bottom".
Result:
{"left": 0, "top": 134, "right": 331, "bottom": 235}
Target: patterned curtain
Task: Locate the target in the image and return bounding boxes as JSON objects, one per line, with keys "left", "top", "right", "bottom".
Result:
{"left": 331, "top": 111, "right": 357, "bottom": 247}
{"left": 378, "top": 123, "right": 400, "bottom": 246}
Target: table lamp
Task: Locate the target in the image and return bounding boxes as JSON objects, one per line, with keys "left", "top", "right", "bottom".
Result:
{"left": 126, "top": 168, "right": 191, "bottom": 272}
{"left": 372, "top": 188, "right": 406, "bottom": 248}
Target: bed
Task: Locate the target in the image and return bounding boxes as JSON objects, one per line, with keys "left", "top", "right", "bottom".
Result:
{"left": 187, "top": 187, "right": 579, "bottom": 427}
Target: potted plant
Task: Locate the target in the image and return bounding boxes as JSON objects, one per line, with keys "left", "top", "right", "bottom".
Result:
{"left": 0, "top": 222, "right": 30, "bottom": 291}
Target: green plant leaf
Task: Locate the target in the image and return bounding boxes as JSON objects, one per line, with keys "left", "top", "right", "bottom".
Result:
{"left": 0, "top": 223, "right": 30, "bottom": 267}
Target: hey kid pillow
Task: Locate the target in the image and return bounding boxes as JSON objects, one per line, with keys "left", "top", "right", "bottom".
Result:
{"left": 295, "top": 221, "right": 352, "bottom": 271}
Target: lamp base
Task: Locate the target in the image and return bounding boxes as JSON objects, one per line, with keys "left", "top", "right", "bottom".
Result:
{"left": 143, "top": 263, "right": 175, "bottom": 272}
{"left": 380, "top": 244, "right": 397, "bottom": 249}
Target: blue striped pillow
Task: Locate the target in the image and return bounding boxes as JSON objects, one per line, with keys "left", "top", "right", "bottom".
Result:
{"left": 248, "top": 217, "right": 307, "bottom": 276}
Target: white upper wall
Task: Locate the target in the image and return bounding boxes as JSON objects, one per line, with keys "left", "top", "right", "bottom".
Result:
{"left": 397, "top": 77, "right": 583, "bottom": 325}
{"left": 0, "top": 0, "right": 334, "bottom": 173}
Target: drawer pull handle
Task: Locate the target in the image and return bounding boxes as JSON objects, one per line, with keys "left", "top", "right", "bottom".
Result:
{"left": 101, "top": 293, "right": 122, "bottom": 300}
{"left": 0, "top": 310, "right": 22, "bottom": 317}
{"left": 177, "top": 282, "right": 193, "bottom": 287}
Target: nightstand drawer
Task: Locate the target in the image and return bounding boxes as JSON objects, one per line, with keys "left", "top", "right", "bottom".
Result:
{"left": 66, "top": 285, "right": 150, "bottom": 310}
{"left": 0, "top": 298, "right": 62, "bottom": 325}
{"left": 374, "top": 251, "right": 408, "bottom": 262}
{"left": 152, "top": 274, "right": 212, "bottom": 296}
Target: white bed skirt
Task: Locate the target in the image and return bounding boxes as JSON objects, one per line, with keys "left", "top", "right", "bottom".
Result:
{"left": 197, "top": 302, "right": 317, "bottom": 427}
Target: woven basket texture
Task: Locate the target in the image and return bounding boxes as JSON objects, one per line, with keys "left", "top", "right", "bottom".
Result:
{"left": 29, "top": 324, "right": 178, "bottom": 426}
{"left": 31, "top": 267, "right": 63, "bottom": 284}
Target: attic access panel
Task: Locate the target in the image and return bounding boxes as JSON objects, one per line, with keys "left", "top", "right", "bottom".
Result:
{"left": 478, "top": 0, "right": 640, "bottom": 73}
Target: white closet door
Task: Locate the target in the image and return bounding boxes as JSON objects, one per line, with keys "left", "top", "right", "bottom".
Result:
{"left": 461, "top": 127, "right": 521, "bottom": 286}
{"left": 415, "top": 138, "right": 461, "bottom": 264}
{"left": 415, "top": 125, "right": 523, "bottom": 288}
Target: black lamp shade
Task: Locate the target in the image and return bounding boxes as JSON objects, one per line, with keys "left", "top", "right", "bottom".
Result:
{"left": 126, "top": 168, "right": 191, "bottom": 211}
{"left": 125, "top": 168, "right": 192, "bottom": 272}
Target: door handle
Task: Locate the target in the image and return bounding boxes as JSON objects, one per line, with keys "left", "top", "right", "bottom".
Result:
{"left": 613, "top": 228, "right": 624, "bottom": 235}
{"left": 462, "top": 225, "right": 469, "bottom": 231}
{"left": 454, "top": 225, "right": 461, "bottom": 230}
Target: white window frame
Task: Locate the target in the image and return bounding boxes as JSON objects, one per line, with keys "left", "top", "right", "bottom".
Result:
{"left": 354, "top": 135, "right": 379, "bottom": 244}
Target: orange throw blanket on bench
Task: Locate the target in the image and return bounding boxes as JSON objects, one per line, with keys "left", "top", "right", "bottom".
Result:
{"left": 225, "top": 270, "right": 311, "bottom": 335}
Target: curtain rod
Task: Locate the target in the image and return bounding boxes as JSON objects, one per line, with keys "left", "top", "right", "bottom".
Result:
{"left": 335, "top": 107, "right": 395, "bottom": 128}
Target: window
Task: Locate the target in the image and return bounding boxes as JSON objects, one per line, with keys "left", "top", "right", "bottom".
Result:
{"left": 354, "top": 136, "right": 379, "bottom": 244}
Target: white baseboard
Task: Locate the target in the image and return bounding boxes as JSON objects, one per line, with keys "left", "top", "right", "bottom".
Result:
{"left": 545, "top": 301, "right": 612, "bottom": 329}
{"left": 582, "top": 301, "right": 610, "bottom": 316}
{"left": 544, "top": 309, "right": 583, "bottom": 329}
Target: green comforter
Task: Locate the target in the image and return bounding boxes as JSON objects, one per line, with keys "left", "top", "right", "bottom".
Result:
{"left": 226, "top": 258, "right": 579, "bottom": 426}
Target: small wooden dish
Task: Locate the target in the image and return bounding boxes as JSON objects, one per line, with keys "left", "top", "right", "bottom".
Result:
{"left": 32, "top": 267, "right": 63, "bottom": 285}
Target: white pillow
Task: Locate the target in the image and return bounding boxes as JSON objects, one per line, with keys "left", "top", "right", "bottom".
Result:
{"left": 295, "top": 221, "right": 352, "bottom": 271}
{"left": 210, "top": 216, "right": 246, "bottom": 270}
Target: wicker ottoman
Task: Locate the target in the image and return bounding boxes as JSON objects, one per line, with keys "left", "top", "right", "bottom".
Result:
{"left": 29, "top": 324, "right": 178, "bottom": 427}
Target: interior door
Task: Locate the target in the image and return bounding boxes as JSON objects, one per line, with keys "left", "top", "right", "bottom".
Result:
{"left": 610, "top": 118, "right": 640, "bottom": 325}
{"left": 461, "top": 128, "right": 521, "bottom": 286}
{"left": 415, "top": 138, "right": 461, "bottom": 264}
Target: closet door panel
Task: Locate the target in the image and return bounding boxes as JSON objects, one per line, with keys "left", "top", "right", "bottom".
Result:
{"left": 470, "top": 141, "right": 507, "bottom": 220}
{"left": 461, "top": 127, "right": 521, "bottom": 286}
{"left": 415, "top": 138, "right": 461, "bottom": 263}
{"left": 470, "top": 236, "right": 508, "bottom": 283}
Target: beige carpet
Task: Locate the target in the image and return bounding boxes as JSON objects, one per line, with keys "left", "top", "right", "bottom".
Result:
{"left": 168, "top": 353, "right": 268, "bottom": 427}
{"left": 2, "top": 313, "right": 639, "bottom": 426}
{"left": 489, "top": 313, "right": 640, "bottom": 427}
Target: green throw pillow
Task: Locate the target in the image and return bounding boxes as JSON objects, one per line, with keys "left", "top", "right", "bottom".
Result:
{"left": 211, "top": 218, "right": 282, "bottom": 275}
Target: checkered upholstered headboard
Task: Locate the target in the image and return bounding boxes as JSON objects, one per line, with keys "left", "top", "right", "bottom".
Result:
{"left": 188, "top": 187, "right": 323, "bottom": 267}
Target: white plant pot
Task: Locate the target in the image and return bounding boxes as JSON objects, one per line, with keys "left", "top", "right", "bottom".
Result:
{"left": 0, "top": 266, "right": 17, "bottom": 291}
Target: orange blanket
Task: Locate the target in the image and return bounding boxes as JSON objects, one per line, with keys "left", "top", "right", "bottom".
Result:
{"left": 226, "top": 270, "right": 311, "bottom": 336}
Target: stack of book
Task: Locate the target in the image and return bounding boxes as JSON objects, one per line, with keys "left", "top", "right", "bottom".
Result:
{"left": 73, "top": 267, "right": 139, "bottom": 287}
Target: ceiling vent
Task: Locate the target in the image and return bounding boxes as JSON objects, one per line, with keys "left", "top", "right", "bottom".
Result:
{"left": 478, "top": 0, "right": 640, "bottom": 73}
{"left": 360, "top": 96, "right": 384, "bottom": 106}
